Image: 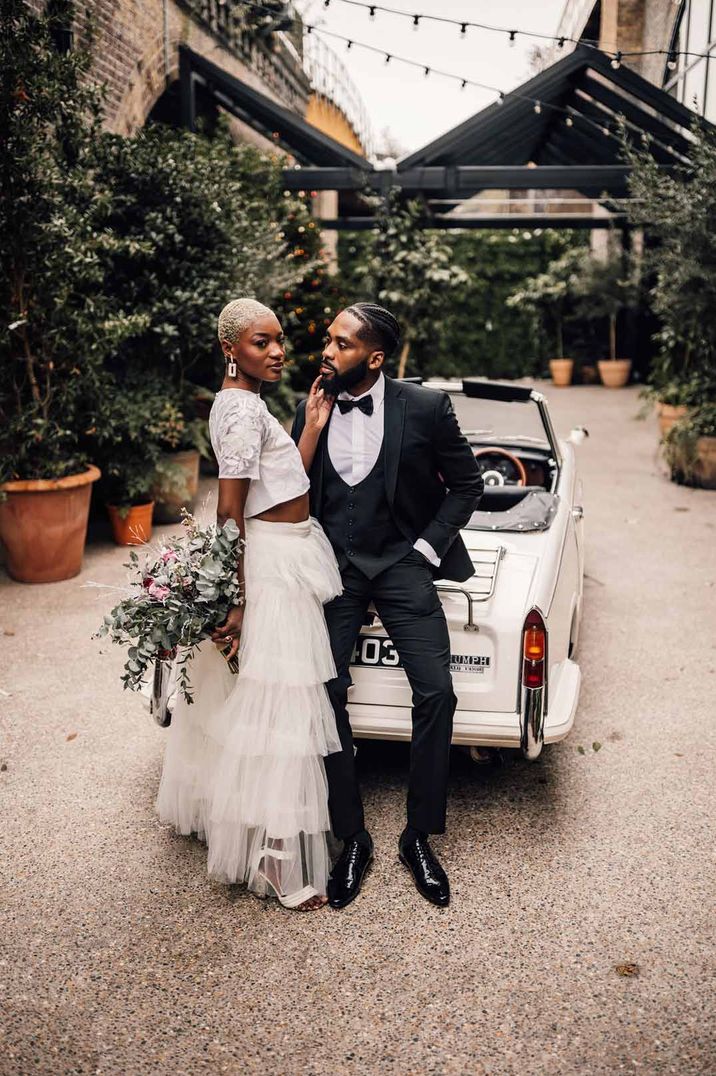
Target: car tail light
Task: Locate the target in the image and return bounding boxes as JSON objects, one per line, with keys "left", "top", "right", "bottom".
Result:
{"left": 522, "top": 609, "right": 546, "bottom": 689}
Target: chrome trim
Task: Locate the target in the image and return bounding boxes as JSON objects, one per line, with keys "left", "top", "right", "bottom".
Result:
{"left": 435, "top": 585, "right": 480, "bottom": 631}
{"left": 531, "top": 390, "right": 563, "bottom": 476}
{"left": 520, "top": 685, "right": 545, "bottom": 760}
{"left": 437, "top": 546, "right": 505, "bottom": 630}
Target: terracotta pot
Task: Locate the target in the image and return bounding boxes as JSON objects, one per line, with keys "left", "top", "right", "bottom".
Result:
{"left": 693, "top": 436, "right": 716, "bottom": 489}
{"left": 658, "top": 403, "right": 688, "bottom": 438}
{"left": 549, "top": 359, "right": 574, "bottom": 387}
{"left": 107, "top": 501, "right": 154, "bottom": 545}
{"left": 598, "top": 359, "right": 632, "bottom": 388}
{"left": 0, "top": 465, "right": 100, "bottom": 583}
{"left": 152, "top": 449, "right": 200, "bottom": 524}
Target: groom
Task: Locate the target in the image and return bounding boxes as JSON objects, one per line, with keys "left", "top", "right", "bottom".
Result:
{"left": 291, "top": 304, "right": 483, "bottom": 908}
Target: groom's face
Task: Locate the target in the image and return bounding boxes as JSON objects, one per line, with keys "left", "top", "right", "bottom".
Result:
{"left": 320, "top": 311, "right": 384, "bottom": 396}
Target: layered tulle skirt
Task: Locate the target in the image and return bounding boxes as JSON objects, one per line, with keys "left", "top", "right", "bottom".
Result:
{"left": 155, "top": 517, "right": 342, "bottom": 907}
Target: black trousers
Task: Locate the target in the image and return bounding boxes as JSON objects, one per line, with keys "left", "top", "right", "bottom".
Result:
{"left": 323, "top": 550, "right": 457, "bottom": 839}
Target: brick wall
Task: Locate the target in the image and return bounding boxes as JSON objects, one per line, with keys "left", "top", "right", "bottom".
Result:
{"left": 70, "top": 0, "right": 309, "bottom": 137}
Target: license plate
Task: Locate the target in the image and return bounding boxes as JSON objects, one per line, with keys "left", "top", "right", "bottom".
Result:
{"left": 351, "top": 635, "right": 491, "bottom": 674}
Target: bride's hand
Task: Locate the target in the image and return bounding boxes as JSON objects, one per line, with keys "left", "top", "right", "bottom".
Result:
{"left": 212, "top": 604, "right": 244, "bottom": 661}
{"left": 304, "top": 376, "right": 334, "bottom": 434}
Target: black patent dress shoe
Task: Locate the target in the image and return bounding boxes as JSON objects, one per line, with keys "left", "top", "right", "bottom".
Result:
{"left": 327, "top": 836, "right": 374, "bottom": 909}
{"left": 399, "top": 834, "right": 450, "bottom": 907}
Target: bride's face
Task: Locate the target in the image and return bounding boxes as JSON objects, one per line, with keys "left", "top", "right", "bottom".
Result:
{"left": 223, "top": 314, "right": 286, "bottom": 383}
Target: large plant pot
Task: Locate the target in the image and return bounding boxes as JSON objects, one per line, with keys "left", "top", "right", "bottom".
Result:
{"left": 152, "top": 449, "right": 200, "bottom": 524}
{"left": 598, "top": 359, "right": 632, "bottom": 388}
{"left": 0, "top": 465, "right": 100, "bottom": 583}
{"left": 658, "top": 403, "right": 688, "bottom": 438}
{"left": 693, "top": 436, "right": 716, "bottom": 489}
{"left": 107, "top": 501, "right": 154, "bottom": 545}
{"left": 549, "top": 359, "right": 574, "bottom": 387}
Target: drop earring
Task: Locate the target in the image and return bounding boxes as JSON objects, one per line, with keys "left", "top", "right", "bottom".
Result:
{"left": 226, "top": 353, "right": 237, "bottom": 378}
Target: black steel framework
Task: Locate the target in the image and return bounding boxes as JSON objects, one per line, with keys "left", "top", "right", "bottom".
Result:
{"left": 178, "top": 42, "right": 707, "bottom": 229}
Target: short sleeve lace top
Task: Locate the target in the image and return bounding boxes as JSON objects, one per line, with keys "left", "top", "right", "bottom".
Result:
{"left": 209, "top": 389, "right": 310, "bottom": 518}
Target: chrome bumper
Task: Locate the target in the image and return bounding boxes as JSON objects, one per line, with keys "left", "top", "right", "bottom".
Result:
{"left": 520, "top": 684, "right": 545, "bottom": 760}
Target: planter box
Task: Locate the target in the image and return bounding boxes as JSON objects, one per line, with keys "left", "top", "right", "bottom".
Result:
{"left": 549, "top": 359, "right": 573, "bottom": 387}
{"left": 598, "top": 359, "right": 631, "bottom": 388}
{"left": 107, "top": 501, "right": 154, "bottom": 545}
{"left": 658, "top": 403, "right": 688, "bottom": 438}
{"left": 0, "top": 466, "right": 100, "bottom": 583}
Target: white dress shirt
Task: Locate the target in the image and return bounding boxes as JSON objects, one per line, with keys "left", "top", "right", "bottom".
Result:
{"left": 326, "top": 373, "right": 440, "bottom": 566}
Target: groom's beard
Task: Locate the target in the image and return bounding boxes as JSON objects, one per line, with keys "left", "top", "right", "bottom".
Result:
{"left": 319, "top": 358, "right": 369, "bottom": 397}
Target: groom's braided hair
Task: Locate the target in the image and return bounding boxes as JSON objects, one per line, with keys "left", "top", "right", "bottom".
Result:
{"left": 345, "top": 303, "right": 401, "bottom": 359}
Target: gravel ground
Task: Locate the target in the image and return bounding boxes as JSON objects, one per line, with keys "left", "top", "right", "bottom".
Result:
{"left": 1, "top": 384, "right": 715, "bottom": 1076}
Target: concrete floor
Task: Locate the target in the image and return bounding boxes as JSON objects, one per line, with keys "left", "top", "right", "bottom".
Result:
{"left": 1, "top": 384, "right": 715, "bottom": 1075}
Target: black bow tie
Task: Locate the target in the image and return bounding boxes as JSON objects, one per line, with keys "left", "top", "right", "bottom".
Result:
{"left": 337, "top": 395, "right": 374, "bottom": 417}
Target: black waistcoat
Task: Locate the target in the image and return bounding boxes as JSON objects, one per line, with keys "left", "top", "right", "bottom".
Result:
{"left": 321, "top": 445, "right": 412, "bottom": 579}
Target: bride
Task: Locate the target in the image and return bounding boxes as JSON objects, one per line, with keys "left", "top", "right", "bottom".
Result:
{"left": 156, "top": 297, "right": 339, "bottom": 911}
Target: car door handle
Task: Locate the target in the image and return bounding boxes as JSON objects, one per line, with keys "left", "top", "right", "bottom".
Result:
{"left": 572, "top": 505, "right": 584, "bottom": 521}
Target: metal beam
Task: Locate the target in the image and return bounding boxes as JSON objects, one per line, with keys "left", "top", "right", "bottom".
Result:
{"left": 319, "top": 214, "right": 627, "bottom": 231}
{"left": 282, "top": 164, "right": 641, "bottom": 193}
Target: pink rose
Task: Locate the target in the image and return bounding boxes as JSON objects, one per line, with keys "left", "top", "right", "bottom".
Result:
{"left": 142, "top": 576, "right": 154, "bottom": 589}
{"left": 161, "top": 550, "right": 178, "bottom": 564}
{"left": 148, "top": 582, "right": 170, "bottom": 602}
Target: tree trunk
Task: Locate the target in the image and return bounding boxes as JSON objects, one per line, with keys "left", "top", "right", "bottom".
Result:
{"left": 397, "top": 339, "right": 411, "bottom": 380}
{"left": 556, "top": 317, "right": 563, "bottom": 358}
{"left": 609, "top": 314, "right": 617, "bottom": 361}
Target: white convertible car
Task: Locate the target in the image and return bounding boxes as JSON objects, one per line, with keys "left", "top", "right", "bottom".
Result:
{"left": 347, "top": 377, "right": 585, "bottom": 761}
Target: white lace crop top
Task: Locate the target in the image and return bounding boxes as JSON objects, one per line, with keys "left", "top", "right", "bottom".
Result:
{"left": 209, "top": 389, "right": 310, "bottom": 518}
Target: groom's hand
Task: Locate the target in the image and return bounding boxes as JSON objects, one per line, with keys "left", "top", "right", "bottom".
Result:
{"left": 212, "top": 605, "right": 244, "bottom": 661}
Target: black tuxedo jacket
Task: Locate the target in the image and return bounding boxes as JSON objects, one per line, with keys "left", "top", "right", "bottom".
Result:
{"left": 291, "top": 377, "right": 484, "bottom": 583}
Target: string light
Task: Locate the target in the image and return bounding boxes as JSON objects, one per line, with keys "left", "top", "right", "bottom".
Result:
{"left": 611, "top": 51, "right": 622, "bottom": 69}
{"left": 303, "top": 0, "right": 714, "bottom": 65}
{"left": 369, "top": 4, "right": 376, "bottom": 19}
{"left": 346, "top": 38, "right": 352, "bottom": 49}
{"left": 302, "top": 20, "right": 692, "bottom": 142}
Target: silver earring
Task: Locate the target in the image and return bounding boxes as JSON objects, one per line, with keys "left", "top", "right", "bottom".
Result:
{"left": 226, "top": 355, "right": 237, "bottom": 378}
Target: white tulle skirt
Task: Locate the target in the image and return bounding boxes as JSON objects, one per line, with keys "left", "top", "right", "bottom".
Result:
{"left": 155, "top": 517, "right": 342, "bottom": 907}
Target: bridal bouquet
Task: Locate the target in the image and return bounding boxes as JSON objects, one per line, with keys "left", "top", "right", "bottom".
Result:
{"left": 96, "top": 512, "right": 243, "bottom": 704}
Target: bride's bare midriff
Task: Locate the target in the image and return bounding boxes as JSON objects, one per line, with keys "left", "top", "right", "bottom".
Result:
{"left": 255, "top": 491, "right": 310, "bottom": 523}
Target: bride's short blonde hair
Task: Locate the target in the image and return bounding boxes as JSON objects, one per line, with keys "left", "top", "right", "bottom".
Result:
{"left": 217, "top": 298, "right": 274, "bottom": 344}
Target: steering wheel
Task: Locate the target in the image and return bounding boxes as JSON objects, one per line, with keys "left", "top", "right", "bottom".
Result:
{"left": 473, "top": 447, "right": 527, "bottom": 487}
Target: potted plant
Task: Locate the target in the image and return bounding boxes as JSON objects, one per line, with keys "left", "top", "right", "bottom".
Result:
{"left": 0, "top": 4, "right": 137, "bottom": 582}
{"left": 147, "top": 393, "right": 211, "bottom": 524}
{"left": 506, "top": 248, "right": 584, "bottom": 386}
{"left": 85, "top": 383, "right": 164, "bottom": 544}
{"left": 663, "top": 403, "right": 716, "bottom": 489}
{"left": 104, "top": 454, "right": 156, "bottom": 545}
{"left": 625, "top": 121, "right": 716, "bottom": 422}
{"left": 571, "top": 247, "right": 640, "bottom": 388}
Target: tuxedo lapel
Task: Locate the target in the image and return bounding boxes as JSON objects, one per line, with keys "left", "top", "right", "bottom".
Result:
{"left": 383, "top": 377, "right": 406, "bottom": 506}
